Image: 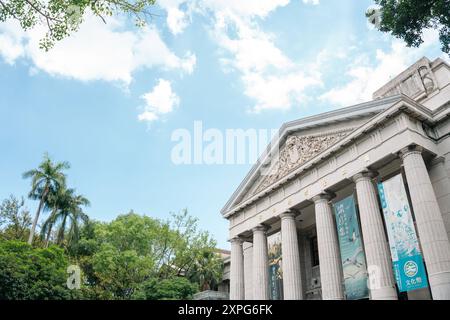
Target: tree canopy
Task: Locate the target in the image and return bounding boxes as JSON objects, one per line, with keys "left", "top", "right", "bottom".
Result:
{"left": 368, "top": 0, "right": 450, "bottom": 54}
{"left": 0, "top": 0, "right": 156, "bottom": 50}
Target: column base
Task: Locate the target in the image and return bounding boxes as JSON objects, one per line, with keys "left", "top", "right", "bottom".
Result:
{"left": 370, "top": 286, "right": 398, "bottom": 300}
{"left": 429, "top": 271, "right": 450, "bottom": 300}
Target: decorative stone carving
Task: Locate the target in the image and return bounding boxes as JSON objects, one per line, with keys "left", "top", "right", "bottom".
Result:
{"left": 373, "top": 57, "right": 438, "bottom": 100}
{"left": 418, "top": 65, "right": 435, "bottom": 95}
{"left": 254, "top": 132, "right": 347, "bottom": 194}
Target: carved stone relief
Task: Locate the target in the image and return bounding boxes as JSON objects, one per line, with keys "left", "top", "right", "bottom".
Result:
{"left": 373, "top": 58, "right": 438, "bottom": 100}
{"left": 253, "top": 132, "right": 348, "bottom": 194}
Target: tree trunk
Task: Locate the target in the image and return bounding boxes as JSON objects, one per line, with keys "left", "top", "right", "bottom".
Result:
{"left": 57, "top": 214, "right": 67, "bottom": 245}
{"left": 27, "top": 185, "right": 49, "bottom": 245}
{"left": 45, "top": 223, "right": 53, "bottom": 248}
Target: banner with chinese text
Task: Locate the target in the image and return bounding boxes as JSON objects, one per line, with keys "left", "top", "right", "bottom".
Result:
{"left": 377, "top": 174, "right": 428, "bottom": 292}
{"left": 268, "top": 231, "right": 283, "bottom": 300}
{"left": 333, "top": 195, "right": 369, "bottom": 300}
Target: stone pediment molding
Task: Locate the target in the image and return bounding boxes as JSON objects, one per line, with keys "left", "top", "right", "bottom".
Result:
{"left": 221, "top": 95, "right": 404, "bottom": 216}
{"left": 253, "top": 130, "right": 350, "bottom": 194}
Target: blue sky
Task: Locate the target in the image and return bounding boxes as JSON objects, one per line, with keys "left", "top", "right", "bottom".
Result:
{"left": 0, "top": 0, "right": 447, "bottom": 249}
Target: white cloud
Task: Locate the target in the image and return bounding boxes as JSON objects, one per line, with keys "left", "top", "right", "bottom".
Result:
{"left": 138, "top": 79, "right": 180, "bottom": 122}
{"left": 0, "top": 22, "right": 26, "bottom": 64}
{"left": 320, "top": 29, "right": 441, "bottom": 107}
{"left": 211, "top": 10, "right": 322, "bottom": 112}
{"left": 0, "top": 15, "right": 196, "bottom": 84}
{"left": 158, "top": 0, "right": 191, "bottom": 35}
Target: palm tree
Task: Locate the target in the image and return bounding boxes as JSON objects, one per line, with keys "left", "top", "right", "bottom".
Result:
{"left": 41, "top": 187, "right": 90, "bottom": 247}
{"left": 22, "top": 153, "right": 70, "bottom": 245}
{"left": 40, "top": 185, "right": 73, "bottom": 247}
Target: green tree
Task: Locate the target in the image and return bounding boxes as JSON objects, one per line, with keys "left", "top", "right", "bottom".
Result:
{"left": 0, "top": 195, "right": 31, "bottom": 241}
{"left": 133, "top": 276, "right": 198, "bottom": 300}
{"left": 69, "top": 210, "right": 221, "bottom": 299}
{"left": 186, "top": 249, "right": 223, "bottom": 291}
{"left": 0, "top": 240, "right": 76, "bottom": 299}
{"left": 367, "top": 0, "right": 450, "bottom": 54}
{"left": 0, "top": 0, "right": 156, "bottom": 50}
{"left": 90, "top": 243, "right": 154, "bottom": 299}
{"left": 23, "top": 153, "right": 69, "bottom": 245}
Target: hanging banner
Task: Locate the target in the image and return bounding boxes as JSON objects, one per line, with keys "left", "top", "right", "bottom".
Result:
{"left": 333, "top": 195, "right": 369, "bottom": 300}
{"left": 268, "top": 231, "right": 283, "bottom": 300}
{"left": 377, "top": 174, "right": 428, "bottom": 292}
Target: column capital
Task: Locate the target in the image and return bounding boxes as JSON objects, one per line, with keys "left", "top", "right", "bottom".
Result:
{"left": 279, "top": 209, "right": 297, "bottom": 220}
{"left": 352, "top": 169, "right": 379, "bottom": 183}
{"left": 312, "top": 191, "right": 335, "bottom": 204}
{"left": 399, "top": 144, "right": 424, "bottom": 159}
{"left": 229, "top": 236, "right": 244, "bottom": 245}
{"left": 252, "top": 224, "right": 269, "bottom": 233}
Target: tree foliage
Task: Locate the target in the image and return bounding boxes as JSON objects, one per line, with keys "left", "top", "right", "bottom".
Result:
{"left": 68, "top": 210, "right": 222, "bottom": 299}
{"left": 0, "top": 195, "right": 31, "bottom": 241}
{"left": 0, "top": 240, "right": 77, "bottom": 299}
{"left": 133, "top": 277, "right": 198, "bottom": 300}
{"left": 0, "top": 0, "right": 156, "bottom": 50}
{"left": 368, "top": 0, "right": 450, "bottom": 54}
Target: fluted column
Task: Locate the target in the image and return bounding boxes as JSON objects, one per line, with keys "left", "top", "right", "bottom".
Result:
{"left": 353, "top": 170, "right": 397, "bottom": 300}
{"left": 243, "top": 242, "right": 253, "bottom": 300}
{"left": 313, "top": 192, "right": 344, "bottom": 300}
{"left": 230, "top": 237, "right": 245, "bottom": 300}
{"left": 252, "top": 225, "right": 270, "bottom": 300}
{"left": 280, "top": 211, "right": 303, "bottom": 300}
{"left": 401, "top": 146, "right": 450, "bottom": 300}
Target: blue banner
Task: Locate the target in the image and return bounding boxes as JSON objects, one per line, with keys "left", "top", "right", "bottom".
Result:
{"left": 333, "top": 195, "right": 369, "bottom": 300}
{"left": 377, "top": 174, "right": 428, "bottom": 292}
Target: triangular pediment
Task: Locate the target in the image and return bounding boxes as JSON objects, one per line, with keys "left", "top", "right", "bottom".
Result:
{"left": 249, "top": 130, "right": 350, "bottom": 197}
{"left": 222, "top": 95, "right": 403, "bottom": 214}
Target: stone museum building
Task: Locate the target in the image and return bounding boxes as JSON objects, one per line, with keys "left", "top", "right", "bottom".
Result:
{"left": 221, "top": 57, "right": 450, "bottom": 300}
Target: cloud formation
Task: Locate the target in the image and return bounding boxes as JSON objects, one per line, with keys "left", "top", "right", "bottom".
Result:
{"left": 320, "top": 29, "right": 441, "bottom": 107}
{"left": 0, "top": 15, "right": 195, "bottom": 85}
{"left": 138, "top": 79, "right": 180, "bottom": 122}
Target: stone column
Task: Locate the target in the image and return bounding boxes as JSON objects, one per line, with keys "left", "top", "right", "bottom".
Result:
{"left": 353, "top": 170, "right": 398, "bottom": 300}
{"left": 280, "top": 211, "right": 303, "bottom": 300}
{"left": 429, "top": 157, "right": 450, "bottom": 242}
{"left": 313, "top": 192, "right": 344, "bottom": 300}
{"left": 230, "top": 237, "right": 245, "bottom": 300}
{"left": 243, "top": 242, "right": 253, "bottom": 300}
{"left": 401, "top": 146, "right": 450, "bottom": 300}
{"left": 252, "top": 225, "right": 270, "bottom": 300}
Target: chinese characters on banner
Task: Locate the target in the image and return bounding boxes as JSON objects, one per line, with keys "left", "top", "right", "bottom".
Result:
{"left": 268, "top": 231, "right": 283, "bottom": 300}
{"left": 333, "top": 195, "right": 369, "bottom": 300}
{"left": 377, "top": 174, "right": 429, "bottom": 292}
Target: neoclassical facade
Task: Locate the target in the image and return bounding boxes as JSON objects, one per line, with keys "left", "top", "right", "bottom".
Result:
{"left": 222, "top": 57, "right": 450, "bottom": 300}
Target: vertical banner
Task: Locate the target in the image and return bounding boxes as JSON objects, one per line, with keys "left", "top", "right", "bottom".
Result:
{"left": 268, "top": 231, "right": 283, "bottom": 300}
{"left": 377, "top": 174, "right": 428, "bottom": 292}
{"left": 333, "top": 195, "right": 369, "bottom": 300}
